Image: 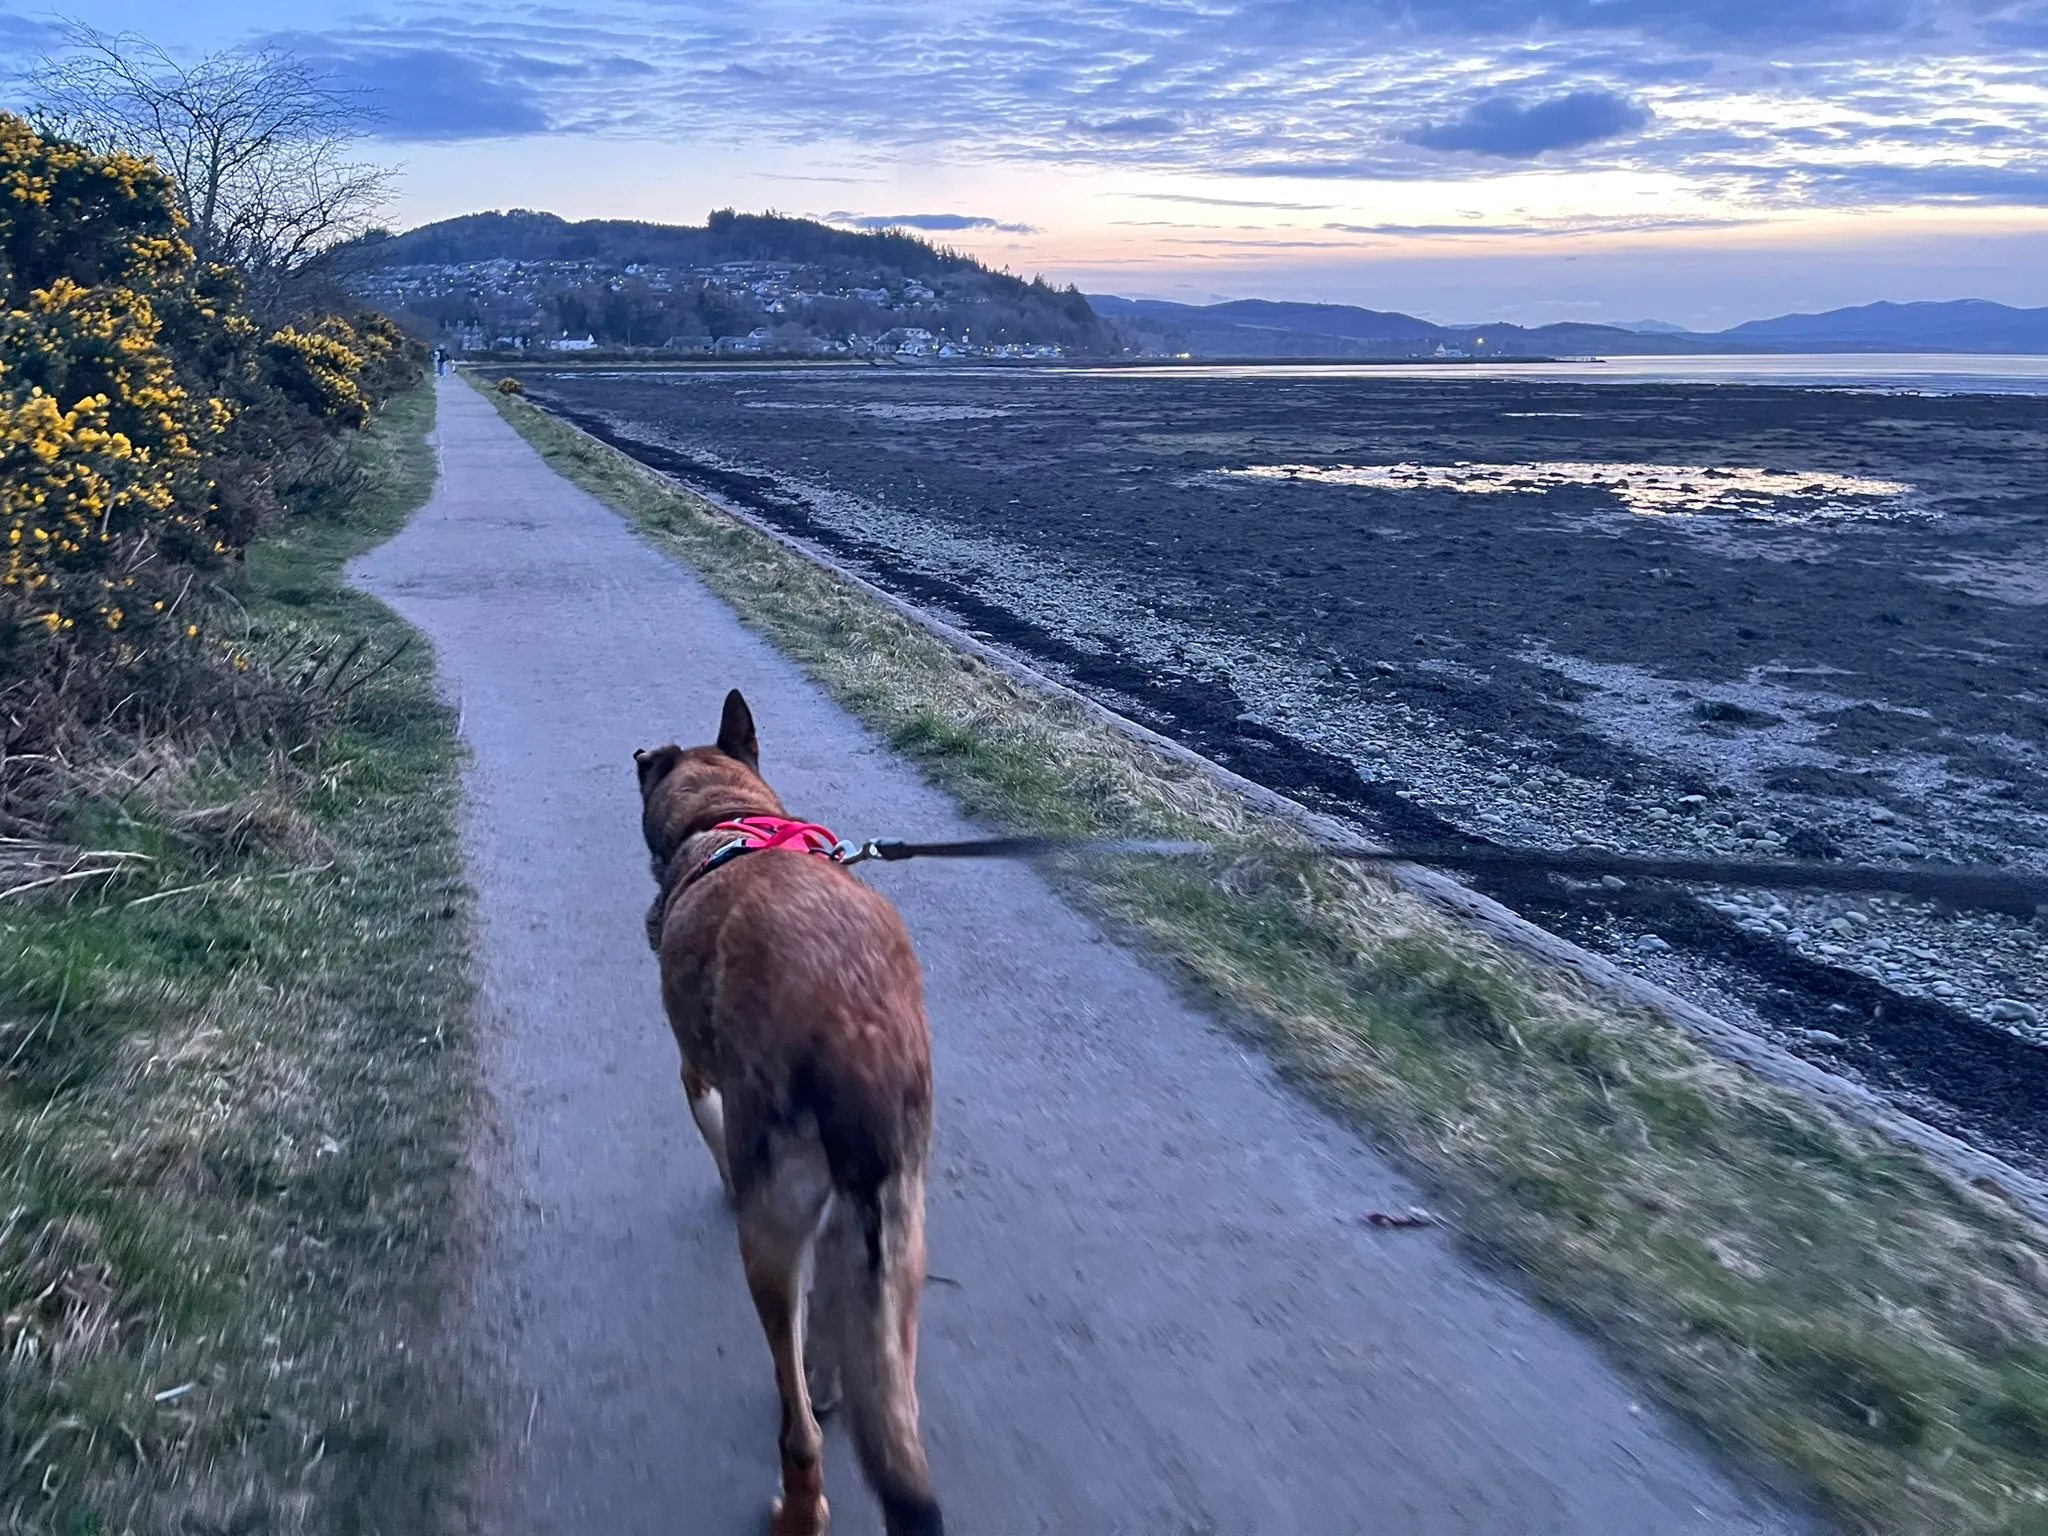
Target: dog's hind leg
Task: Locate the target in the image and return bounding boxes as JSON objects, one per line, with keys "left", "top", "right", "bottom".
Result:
{"left": 681, "top": 1058, "right": 736, "bottom": 1201}
{"left": 737, "top": 1146, "right": 834, "bottom": 1536}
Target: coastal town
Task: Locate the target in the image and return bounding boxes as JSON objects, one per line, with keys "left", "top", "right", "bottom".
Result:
{"left": 347, "top": 251, "right": 1076, "bottom": 359}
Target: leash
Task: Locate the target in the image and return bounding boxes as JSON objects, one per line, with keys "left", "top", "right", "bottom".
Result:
{"left": 690, "top": 817, "right": 2047, "bottom": 917}
{"left": 836, "top": 835, "right": 2048, "bottom": 917}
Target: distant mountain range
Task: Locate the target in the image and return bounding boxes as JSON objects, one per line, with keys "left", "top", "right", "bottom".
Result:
{"left": 1093, "top": 295, "right": 2048, "bottom": 358}
{"left": 1089, "top": 296, "right": 1718, "bottom": 359}
{"left": 1715, "top": 300, "right": 2048, "bottom": 353}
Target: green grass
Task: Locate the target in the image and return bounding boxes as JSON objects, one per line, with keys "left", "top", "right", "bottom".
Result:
{"left": 482, "top": 373, "right": 2048, "bottom": 1535}
{"left": 0, "top": 382, "right": 475, "bottom": 1535}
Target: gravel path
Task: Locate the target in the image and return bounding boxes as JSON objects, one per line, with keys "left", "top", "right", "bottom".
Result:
{"left": 350, "top": 377, "right": 1805, "bottom": 1536}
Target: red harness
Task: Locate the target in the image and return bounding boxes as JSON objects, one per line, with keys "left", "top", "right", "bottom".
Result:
{"left": 690, "top": 815, "right": 853, "bottom": 884}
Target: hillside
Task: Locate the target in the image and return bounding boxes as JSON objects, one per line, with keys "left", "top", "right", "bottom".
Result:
{"left": 337, "top": 209, "right": 1113, "bottom": 357}
{"left": 1093, "top": 295, "right": 1731, "bottom": 358}
{"left": 1716, "top": 298, "right": 2048, "bottom": 352}
{"left": 1095, "top": 293, "right": 2048, "bottom": 358}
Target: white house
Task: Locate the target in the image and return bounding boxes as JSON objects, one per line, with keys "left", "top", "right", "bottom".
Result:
{"left": 548, "top": 334, "right": 597, "bottom": 352}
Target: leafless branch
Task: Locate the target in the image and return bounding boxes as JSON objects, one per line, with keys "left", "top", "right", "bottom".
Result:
{"left": 28, "top": 24, "right": 394, "bottom": 279}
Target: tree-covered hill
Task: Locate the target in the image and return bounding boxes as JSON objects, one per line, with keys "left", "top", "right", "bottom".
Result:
{"left": 337, "top": 208, "right": 1113, "bottom": 356}
{"left": 343, "top": 208, "right": 974, "bottom": 279}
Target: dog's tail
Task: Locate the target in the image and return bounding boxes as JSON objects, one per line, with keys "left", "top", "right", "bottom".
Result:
{"left": 817, "top": 1168, "right": 943, "bottom": 1536}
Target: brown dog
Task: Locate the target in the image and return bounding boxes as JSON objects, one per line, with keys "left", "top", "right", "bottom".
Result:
{"left": 635, "top": 690, "right": 942, "bottom": 1536}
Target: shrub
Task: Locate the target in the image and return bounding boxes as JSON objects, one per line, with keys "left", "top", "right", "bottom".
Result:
{"left": 497, "top": 375, "right": 524, "bottom": 395}
{"left": 0, "top": 115, "right": 228, "bottom": 645}
{"left": 0, "top": 111, "right": 423, "bottom": 837}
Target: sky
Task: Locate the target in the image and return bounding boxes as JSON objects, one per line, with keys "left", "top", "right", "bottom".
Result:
{"left": 4, "top": 0, "right": 2047, "bottom": 326}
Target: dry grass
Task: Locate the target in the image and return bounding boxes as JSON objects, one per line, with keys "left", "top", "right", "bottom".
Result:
{"left": 484, "top": 375, "right": 2048, "bottom": 1536}
{"left": 1, "top": 381, "right": 475, "bottom": 1535}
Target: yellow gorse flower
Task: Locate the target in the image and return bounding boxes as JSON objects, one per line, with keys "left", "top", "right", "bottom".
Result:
{"left": 1, "top": 111, "right": 416, "bottom": 647}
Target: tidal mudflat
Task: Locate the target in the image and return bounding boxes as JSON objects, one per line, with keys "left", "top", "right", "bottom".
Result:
{"left": 521, "top": 363, "right": 2048, "bottom": 1170}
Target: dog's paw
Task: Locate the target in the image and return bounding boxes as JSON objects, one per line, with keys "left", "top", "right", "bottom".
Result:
{"left": 767, "top": 1492, "right": 829, "bottom": 1536}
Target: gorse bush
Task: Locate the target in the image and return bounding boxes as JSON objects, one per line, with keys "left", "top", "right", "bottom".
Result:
{"left": 0, "top": 110, "right": 420, "bottom": 836}
{"left": 0, "top": 113, "right": 227, "bottom": 644}
{"left": 265, "top": 316, "right": 418, "bottom": 431}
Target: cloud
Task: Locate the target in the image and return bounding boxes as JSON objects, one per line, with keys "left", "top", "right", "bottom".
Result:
{"left": 1396, "top": 0, "right": 1923, "bottom": 47}
{"left": 1323, "top": 215, "right": 1763, "bottom": 236}
{"left": 831, "top": 212, "right": 1041, "bottom": 234}
{"left": 1222, "top": 155, "right": 1444, "bottom": 180}
{"left": 1132, "top": 193, "right": 1337, "bottom": 209}
{"left": 1324, "top": 220, "right": 1549, "bottom": 236}
{"left": 286, "top": 42, "right": 550, "bottom": 141}
{"left": 1788, "top": 162, "right": 2048, "bottom": 206}
{"left": 1984, "top": 3, "right": 2048, "bottom": 46}
{"left": 1152, "top": 234, "right": 1353, "bottom": 248}
{"left": 0, "top": 8, "right": 53, "bottom": 52}
{"left": 1407, "top": 90, "right": 1651, "bottom": 157}
{"left": 41, "top": 0, "right": 2039, "bottom": 225}
{"left": 1071, "top": 113, "right": 1182, "bottom": 139}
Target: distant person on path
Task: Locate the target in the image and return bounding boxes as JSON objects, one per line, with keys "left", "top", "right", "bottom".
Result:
{"left": 434, "top": 346, "right": 448, "bottom": 377}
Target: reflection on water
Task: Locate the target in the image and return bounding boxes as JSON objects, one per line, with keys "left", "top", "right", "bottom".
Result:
{"left": 1226, "top": 461, "right": 1921, "bottom": 523}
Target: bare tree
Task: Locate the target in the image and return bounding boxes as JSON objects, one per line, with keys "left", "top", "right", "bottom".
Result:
{"left": 30, "top": 25, "right": 393, "bottom": 281}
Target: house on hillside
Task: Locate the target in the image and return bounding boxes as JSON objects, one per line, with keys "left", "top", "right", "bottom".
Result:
{"left": 548, "top": 334, "right": 597, "bottom": 352}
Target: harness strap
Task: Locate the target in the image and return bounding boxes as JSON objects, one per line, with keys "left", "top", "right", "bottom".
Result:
{"left": 688, "top": 815, "right": 858, "bottom": 887}
{"left": 715, "top": 816, "right": 843, "bottom": 855}
{"left": 650, "top": 816, "right": 882, "bottom": 950}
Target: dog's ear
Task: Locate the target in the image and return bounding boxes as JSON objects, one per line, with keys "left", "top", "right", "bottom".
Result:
{"left": 716, "top": 689, "right": 759, "bottom": 772}
{"left": 634, "top": 743, "right": 684, "bottom": 795}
